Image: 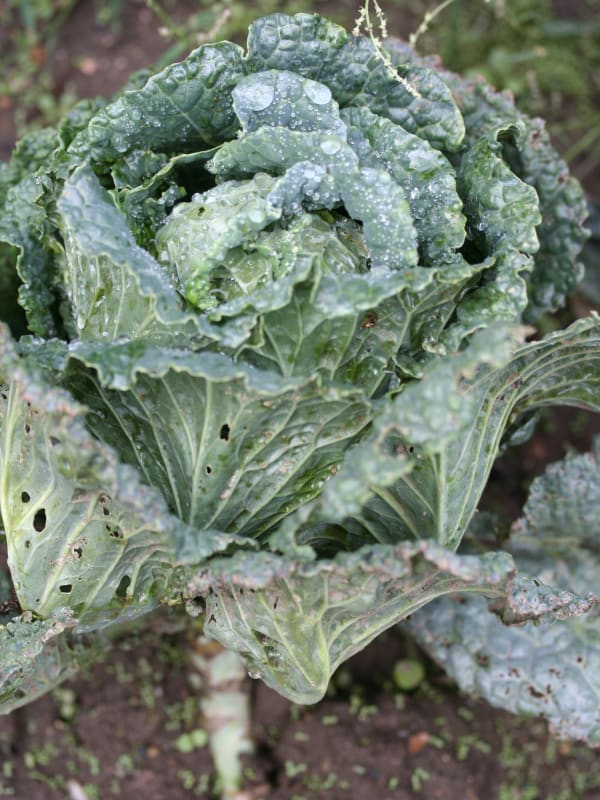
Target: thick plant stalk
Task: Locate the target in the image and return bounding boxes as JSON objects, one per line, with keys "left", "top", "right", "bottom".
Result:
{"left": 188, "top": 636, "right": 254, "bottom": 800}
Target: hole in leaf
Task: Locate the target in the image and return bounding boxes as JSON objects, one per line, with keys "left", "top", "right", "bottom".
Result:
{"left": 21, "top": 491, "right": 30, "bottom": 503}
{"left": 205, "top": 465, "right": 212, "bottom": 474}
{"left": 49, "top": 436, "right": 60, "bottom": 446}
{"left": 24, "top": 424, "right": 31, "bottom": 434}
{"left": 59, "top": 584, "right": 72, "bottom": 593}
{"left": 24, "top": 540, "right": 30, "bottom": 549}
{"left": 116, "top": 575, "right": 131, "bottom": 599}
{"left": 105, "top": 524, "right": 123, "bottom": 539}
{"left": 73, "top": 546, "right": 83, "bottom": 559}
{"left": 219, "top": 423, "right": 230, "bottom": 441}
{"left": 187, "top": 596, "right": 204, "bottom": 615}
{"left": 33, "top": 508, "right": 47, "bottom": 532}
{"left": 99, "top": 494, "right": 111, "bottom": 515}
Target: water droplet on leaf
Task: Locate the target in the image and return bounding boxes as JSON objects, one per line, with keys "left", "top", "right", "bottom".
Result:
{"left": 170, "top": 64, "right": 187, "bottom": 81}
{"left": 304, "top": 81, "right": 332, "bottom": 106}
{"left": 320, "top": 137, "right": 341, "bottom": 155}
{"left": 248, "top": 207, "right": 266, "bottom": 225}
{"left": 246, "top": 83, "right": 275, "bottom": 111}
{"left": 248, "top": 667, "right": 263, "bottom": 680}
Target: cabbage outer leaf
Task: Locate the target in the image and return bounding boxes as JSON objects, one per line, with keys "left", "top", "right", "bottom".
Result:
{"left": 407, "top": 441, "right": 600, "bottom": 744}
{"left": 192, "top": 542, "right": 517, "bottom": 703}
{"left": 0, "top": 611, "right": 86, "bottom": 714}
{"left": 0, "top": 325, "right": 241, "bottom": 628}
{"left": 187, "top": 318, "right": 600, "bottom": 702}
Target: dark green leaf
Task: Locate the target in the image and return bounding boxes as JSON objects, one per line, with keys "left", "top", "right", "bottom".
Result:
{"left": 69, "top": 42, "right": 246, "bottom": 163}
{"left": 246, "top": 13, "right": 465, "bottom": 151}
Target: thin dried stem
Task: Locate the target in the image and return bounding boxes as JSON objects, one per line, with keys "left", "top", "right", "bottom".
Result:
{"left": 409, "top": 0, "right": 459, "bottom": 48}
{"left": 353, "top": 0, "right": 422, "bottom": 100}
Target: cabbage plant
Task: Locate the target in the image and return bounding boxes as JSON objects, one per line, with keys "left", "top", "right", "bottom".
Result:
{"left": 1, "top": 11, "right": 599, "bottom": 745}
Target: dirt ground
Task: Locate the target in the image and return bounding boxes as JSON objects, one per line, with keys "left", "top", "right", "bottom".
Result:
{"left": 1, "top": 2, "right": 600, "bottom": 799}
{"left": 3, "top": 585, "right": 600, "bottom": 800}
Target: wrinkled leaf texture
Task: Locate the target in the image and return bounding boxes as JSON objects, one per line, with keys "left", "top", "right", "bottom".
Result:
{"left": 407, "top": 439, "right": 600, "bottom": 744}
{"left": 0, "top": 13, "right": 595, "bottom": 715}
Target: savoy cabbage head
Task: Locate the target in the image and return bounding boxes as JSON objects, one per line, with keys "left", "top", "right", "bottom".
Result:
{"left": 1, "top": 12, "right": 599, "bottom": 738}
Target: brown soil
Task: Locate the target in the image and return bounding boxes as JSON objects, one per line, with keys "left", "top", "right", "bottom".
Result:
{"left": 2, "top": 620, "right": 600, "bottom": 800}
{"left": 1, "top": 2, "right": 600, "bottom": 799}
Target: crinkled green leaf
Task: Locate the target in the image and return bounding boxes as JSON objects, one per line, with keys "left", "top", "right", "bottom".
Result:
{"left": 490, "top": 575, "right": 595, "bottom": 625}
{"left": 246, "top": 13, "right": 465, "bottom": 152}
{"left": 581, "top": 201, "right": 600, "bottom": 307}
{"left": 407, "top": 593, "right": 600, "bottom": 743}
{"left": 0, "top": 127, "right": 60, "bottom": 206}
{"left": 0, "top": 128, "right": 83, "bottom": 341}
{"left": 291, "top": 316, "right": 600, "bottom": 548}
{"left": 68, "top": 42, "right": 246, "bottom": 163}
{"left": 229, "top": 253, "right": 491, "bottom": 394}
{"left": 456, "top": 125, "right": 540, "bottom": 255}
{"left": 209, "top": 126, "right": 418, "bottom": 272}
{"left": 110, "top": 149, "right": 171, "bottom": 190}
{"left": 407, "top": 442, "right": 600, "bottom": 744}
{"left": 0, "top": 611, "right": 85, "bottom": 714}
{"left": 186, "top": 541, "right": 515, "bottom": 703}
{"left": 341, "top": 106, "right": 465, "bottom": 266}
{"left": 1, "top": 355, "right": 168, "bottom": 627}
{"left": 157, "top": 172, "right": 365, "bottom": 312}
{"left": 112, "top": 148, "right": 217, "bottom": 254}
{"left": 288, "top": 325, "right": 522, "bottom": 531}
{"left": 441, "top": 125, "right": 542, "bottom": 345}
{"left": 157, "top": 174, "right": 284, "bottom": 309}
{"left": 516, "top": 122, "right": 588, "bottom": 321}
{"left": 339, "top": 166, "right": 418, "bottom": 271}
{"left": 233, "top": 70, "right": 345, "bottom": 136}
{"left": 57, "top": 97, "right": 107, "bottom": 151}
{"left": 516, "top": 438, "right": 600, "bottom": 544}
{"left": 316, "top": 256, "right": 493, "bottom": 362}
{"left": 242, "top": 263, "right": 471, "bottom": 392}
{"left": 163, "top": 202, "right": 366, "bottom": 334}
{"left": 58, "top": 165, "right": 218, "bottom": 345}
{"left": 0, "top": 326, "right": 240, "bottom": 628}
{"left": 444, "top": 250, "right": 531, "bottom": 352}
{"left": 60, "top": 337, "right": 370, "bottom": 540}
{"left": 386, "top": 39, "right": 588, "bottom": 319}
{"left": 0, "top": 175, "right": 61, "bottom": 338}
{"left": 380, "top": 316, "right": 600, "bottom": 549}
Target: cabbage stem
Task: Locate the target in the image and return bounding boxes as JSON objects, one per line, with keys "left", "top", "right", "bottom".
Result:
{"left": 188, "top": 636, "right": 254, "bottom": 800}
